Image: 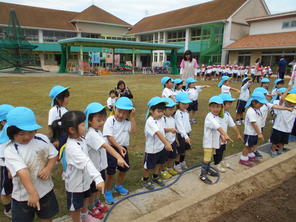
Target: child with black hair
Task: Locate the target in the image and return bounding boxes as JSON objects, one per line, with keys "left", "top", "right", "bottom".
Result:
{"left": 161, "top": 76, "right": 175, "bottom": 100}
{"left": 84, "top": 102, "right": 129, "bottom": 219}
{"left": 107, "top": 90, "right": 117, "bottom": 111}
{"left": 141, "top": 97, "right": 173, "bottom": 190}
{"left": 1, "top": 107, "right": 59, "bottom": 222}
{"left": 173, "top": 78, "right": 185, "bottom": 95}
{"left": 54, "top": 110, "right": 104, "bottom": 222}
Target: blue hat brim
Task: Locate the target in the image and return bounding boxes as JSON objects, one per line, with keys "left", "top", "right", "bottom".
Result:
{"left": 115, "top": 105, "right": 133, "bottom": 110}
{"left": 50, "top": 87, "right": 70, "bottom": 106}
{"left": 18, "top": 123, "right": 42, "bottom": 131}
{"left": 178, "top": 99, "right": 192, "bottom": 104}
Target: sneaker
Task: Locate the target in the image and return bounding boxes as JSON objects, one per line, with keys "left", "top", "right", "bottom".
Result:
{"left": 192, "top": 119, "right": 197, "bottom": 124}
{"left": 167, "top": 168, "right": 179, "bottom": 176}
{"left": 254, "top": 151, "right": 263, "bottom": 158}
{"left": 283, "top": 147, "right": 290, "bottom": 152}
{"left": 221, "top": 161, "right": 230, "bottom": 168}
{"left": 180, "top": 161, "right": 188, "bottom": 170}
{"left": 3, "top": 209, "right": 11, "bottom": 218}
{"left": 249, "top": 156, "right": 260, "bottom": 163}
{"left": 276, "top": 150, "right": 284, "bottom": 155}
{"left": 114, "top": 185, "right": 129, "bottom": 196}
{"left": 160, "top": 170, "right": 172, "bottom": 179}
{"left": 174, "top": 163, "right": 183, "bottom": 173}
{"left": 85, "top": 214, "right": 101, "bottom": 222}
{"left": 216, "top": 164, "right": 226, "bottom": 173}
{"left": 95, "top": 202, "right": 109, "bottom": 213}
{"left": 200, "top": 175, "right": 212, "bottom": 184}
{"left": 89, "top": 207, "right": 104, "bottom": 220}
{"left": 104, "top": 190, "right": 115, "bottom": 205}
{"left": 141, "top": 178, "right": 155, "bottom": 190}
{"left": 236, "top": 120, "right": 241, "bottom": 126}
{"left": 271, "top": 150, "right": 278, "bottom": 158}
{"left": 239, "top": 159, "right": 254, "bottom": 167}
{"left": 152, "top": 176, "right": 165, "bottom": 186}
{"left": 208, "top": 167, "right": 219, "bottom": 177}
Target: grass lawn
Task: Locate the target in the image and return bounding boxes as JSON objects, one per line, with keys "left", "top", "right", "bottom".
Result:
{"left": 0, "top": 73, "right": 276, "bottom": 221}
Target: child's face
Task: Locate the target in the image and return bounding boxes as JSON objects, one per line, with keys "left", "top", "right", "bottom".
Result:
{"left": 224, "top": 102, "right": 232, "bottom": 110}
{"left": 188, "top": 83, "right": 195, "bottom": 88}
{"left": 262, "top": 83, "right": 269, "bottom": 89}
{"left": 114, "top": 108, "right": 130, "bottom": 122}
{"left": 13, "top": 130, "right": 36, "bottom": 144}
{"left": 164, "top": 107, "right": 175, "bottom": 117}
{"left": 277, "top": 83, "right": 284, "bottom": 88}
{"left": 62, "top": 96, "right": 70, "bottom": 106}
{"left": 165, "top": 80, "right": 174, "bottom": 89}
{"left": 89, "top": 114, "right": 106, "bottom": 130}
{"left": 224, "top": 80, "right": 229, "bottom": 86}
{"left": 151, "top": 108, "right": 164, "bottom": 120}
{"left": 209, "top": 103, "right": 222, "bottom": 116}
{"left": 176, "top": 84, "right": 183, "bottom": 90}
{"left": 179, "top": 103, "right": 189, "bottom": 111}
{"left": 110, "top": 93, "right": 116, "bottom": 98}
{"left": 252, "top": 101, "right": 264, "bottom": 109}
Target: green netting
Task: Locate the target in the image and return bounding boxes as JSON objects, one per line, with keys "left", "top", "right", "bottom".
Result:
{"left": 199, "top": 23, "right": 224, "bottom": 65}
{"left": 0, "top": 10, "right": 38, "bottom": 72}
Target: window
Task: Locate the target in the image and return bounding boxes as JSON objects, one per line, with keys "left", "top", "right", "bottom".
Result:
{"left": 44, "top": 31, "right": 76, "bottom": 42}
{"left": 282, "top": 20, "right": 296, "bottom": 29}
{"left": 160, "top": 32, "right": 164, "bottom": 42}
{"left": 140, "top": 34, "right": 153, "bottom": 42}
{"left": 154, "top": 33, "right": 159, "bottom": 43}
{"left": 0, "top": 26, "right": 5, "bottom": 40}
{"left": 23, "top": 29, "right": 39, "bottom": 42}
{"left": 159, "top": 53, "right": 164, "bottom": 62}
{"left": 191, "top": 27, "right": 201, "bottom": 41}
{"left": 81, "top": 33, "right": 101, "bottom": 39}
{"left": 167, "top": 30, "right": 185, "bottom": 42}
{"left": 154, "top": 53, "right": 158, "bottom": 62}
{"left": 238, "top": 56, "right": 250, "bottom": 66}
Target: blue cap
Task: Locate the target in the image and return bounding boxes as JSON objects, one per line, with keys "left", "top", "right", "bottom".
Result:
{"left": 218, "top": 76, "right": 231, "bottom": 88}
{"left": 219, "top": 93, "right": 236, "bottom": 102}
{"left": 273, "top": 78, "right": 284, "bottom": 87}
{"left": 0, "top": 107, "right": 42, "bottom": 144}
{"left": 277, "top": 87, "right": 287, "bottom": 94}
{"left": 173, "top": 78, "right": 183, "bottom": 86}
{"left": 253, "top": 87, "right": 268, "bottom": 95}
{"left": 288, "top": 86, "right": 296, "bottom": 94}
{"left": 49, "top": 85, "right": 70, "bottom": 106}
{"left": 115, "top": 97, "right": 133, "bottom": 110}
{"left": 209, "top": 96, "right": 224, "bottom": 105}
{"left": 245, "top": 92, "right": 268, "bottom": 108}
{"left": 84, "top": 102, "right": 106, "bottom": 129}
{"left": 175, "top": 92, "right": 192, "bottom": 104}
{"left": 242, "top": 77, "right": 250, "bottom": 82}
{"left": 161, "top": 77, "right": 172, "bottom": 86}
{"left": 163, "top": 98, "right": 176, "bottom": 108}
{"left": 0, "top": 104, "right": 15, "bottom": 121}
{"left": 147, "top": 97, "right": 167, "bottom": 108}
{"left": 261, "top": 78, "right": 270, "bottom": 83}
{"left": 186, "top": 77, "right": 197, "bottom": 89}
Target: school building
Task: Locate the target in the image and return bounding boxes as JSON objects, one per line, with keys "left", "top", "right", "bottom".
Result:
{"left": 225, "top": 10, "right": 296, "bottom": 67}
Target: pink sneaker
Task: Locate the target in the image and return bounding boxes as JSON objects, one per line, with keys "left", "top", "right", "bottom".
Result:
{"left": 249, "top": 156, "right": 260, "bottom": 163}
{"left": 89, "top": 208, "right": 104, "bottom": 220}
{"left": 239, "top": 159, "right": 254, "bottom": 167}
{"left": 84, "top": 214, "right": 101, "bottom": 222}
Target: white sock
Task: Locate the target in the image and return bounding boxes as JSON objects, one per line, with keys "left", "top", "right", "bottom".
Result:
{"left": 81, "top": 212, "right": 87, "bottom": 220}
{"left": 248, "top": 152, "right": 255, "bottom": 158}
{"left": 240, "top": 155, "right": 249, "bottom": 161}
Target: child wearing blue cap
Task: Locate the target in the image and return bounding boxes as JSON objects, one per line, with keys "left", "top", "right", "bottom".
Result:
{"left": 141, "top": 97, "right": 173, "bottom": 190}
{"left": 1, "top": 107, "right": 59, "bottom": 221}
{"left": 161, "top": 77, "right": 175, "bottom": 100}
{"left": 201, "top": 96, "right": 232, "bottom": 184}
{"left": 218, "top": 76, "right": 240, "bottom": 97}
{"left": 240, "top": 92, "right": 267, "bottom": 167}
{"left": 271, "top": 79, "right": 284, "bottom": 97}
{"left": 52, "top": 110, "right": 104, "bottom": 222}
{"left": 174, "top": 78, "right": 185, "bottom": 95}
{"left": 103, "top": 97, "right": 136, "bottom": 204}
{"left": 235, "top": 77, "right": 252, "bottom": 125}
{"left": 174, "top": 92, "right": 192, "bottom": 172}
{"left": 84, "top": 102, "right": 129, "bottom": 219}
{"left": 0, "top": 104, "right": 14, "bottom": 218}
{"left": 186, "top": 77, "right": 210, "bottom": 124}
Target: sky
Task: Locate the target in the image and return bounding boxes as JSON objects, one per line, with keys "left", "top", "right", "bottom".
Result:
{"left": 2, "top": 0, "right": 296, "bottom": 25}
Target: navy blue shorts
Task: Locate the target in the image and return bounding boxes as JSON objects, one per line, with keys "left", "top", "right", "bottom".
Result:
{"left": 12, "top": 190, "right": 59, "bottom": 221}
{"left": 236, "top": 100, "right": 247, "bottom": 113}
{"left": 244, "top": 135, "right": 258, "bottom": 147}
{"left": 270, "top": 129, "right": 290, "bottom": 145}
{"left": 90, "top": 170, "right": 106, "bottom": 193}
{"left": 107, "top": 146, "right": 129, "bottom": 175}
{"left": 67, "top": 189, "right": 91, "bottom": 211}
{"left": 176, "top": 133, "right": 191, "bottom": 154}
{"left": 144, "top": 148, "right": 168, "bottom": 170}
{"left": 168, "top": 141, "right": 177, "bottom": 159}
{"left": 0, "top": 165, "right": 12, "bottom": 195}
{"left": 187, "top": 100, "right": 198, "bottom": 112}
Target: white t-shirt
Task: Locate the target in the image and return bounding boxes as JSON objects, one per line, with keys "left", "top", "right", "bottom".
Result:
{"left": 203, "top": 113, "right": 222, "bottom": 149}
{"left": 162, "top": 88, "right": 175, "bottom": 98}
{"left": 85, "top": 127, "right": 108, "bottom": 172}
{"left": 238, "top": 82, "right": 251, "bottom": 101}
{"left": 174, "top": 89, "right": 185, "bottom": 96}
{"left": 144, "top": 116, "right": 166, "bottom": 154}
{"left": 103, "top": 116, "right": 131, "bottom": 147}
{"left": 175, "top": 110, "right": 191, "bottom": 139}
{"left": 64, "top": 137, "right": 103, "bottom": 193}
{"left": 163, "top": 115, "right": 176, "bottom": 144}
{"left": 107, "top": 97, "right": 116, "bottom": 110}
{"left": 244, "top": 108, "right": 262, "bottom": 136}
{"left": 4, "top": 134, "right": 58, "bottom": 201}
{"left": 218, "top": 111, "right": 236, "bottom": 145}
{"left": 273, "top": 108, "right": 296, "bottom": 133}
{"left": 186, "top": 86, "right": 202, "bottom": 101}
{"left": 221, "top": 85, "right": 231, "bottom": 96}
{"left": 260, "top": 103, "right": 274, "bottom": 128}
{"left": 48, "top": 105, "right": 68, "bottom": 125}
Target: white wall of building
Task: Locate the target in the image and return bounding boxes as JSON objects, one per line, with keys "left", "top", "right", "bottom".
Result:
{"left": 76, "top": 22, "right": 129, "bottom": 36}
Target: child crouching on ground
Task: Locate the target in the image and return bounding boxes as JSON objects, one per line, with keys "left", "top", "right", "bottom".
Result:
{"left": 141, "top": 97, "right": 173, "bottom": 190}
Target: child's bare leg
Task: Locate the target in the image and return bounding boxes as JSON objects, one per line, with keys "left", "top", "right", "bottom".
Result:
{"left": 115, "top": 171, "right": 126, "bottom": 186}
{"left": 278, "top": 143, "right": 284, "bottom": 152}
{"left": 41, "top": 219, "right": 53, "bottom": 222}
{"left": 153, "top": 164, "right": 161, "bottom": 175}
{"left": 105, "top": 174, "right": 114, "bottom": 191}
{"left": 71, "top": 210, "right": 81, "bottom": 222}
{"left": 192, "top": 110, "right": 197, "bottom": 120}
{"left": 271, "top": 144, "right": 278, "bottom": 151}
{"left": 143, "top": 169, "right": 150, "bottom": 178}
{"left": 167, "top": 159, "right": 174, "bottom": 168}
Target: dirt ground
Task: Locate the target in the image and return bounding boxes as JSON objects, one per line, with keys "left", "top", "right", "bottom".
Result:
{"left": 211, "top": 176, "right": 296, "bottom": 222}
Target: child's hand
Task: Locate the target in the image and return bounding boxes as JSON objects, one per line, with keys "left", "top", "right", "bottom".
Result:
{"left": 165, "top": 143, "right": 173, "bottom": 152}
{"left": 118, "top": 146, "right": 127, "bottom": 157}
{"left": 28, "top": 191, "right": 40, "bottom": 211}
{"left": 130, "top": 108, "right": 136, "bottom": 118}
{"left": 237, "top": 134, "right": 243, "bottom": 142}
{"left": 170, "top": 128, "right": 177, "bottom": 133}
{"left": 205, "top": 85, "right": 211, "bottom": 88}
{"left": 258, "top": 133, "right": 264, "bottom": 141}
{"left": 224, "top": 135, "right": 233, "bottom": 143}
{"left": 117, "top": 157, "right": 129, "bottom": 168}
{"left": 96, "top": 182, "right": 105, "bottom": 194}
{"left": 185, "top": 138, "right": 191, "bottom": 145}
{"left": 38, "top": 167, "right": 51, "bottom": 180}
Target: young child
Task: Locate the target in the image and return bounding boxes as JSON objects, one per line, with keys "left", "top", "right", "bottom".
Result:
{"left": 244, "top": 66, "right": 249, "bottom": 77}
{"left": 1, "top": 107, "right": 59, "bottom": 221}
{"left": 201, "top": 64, "right": 206, "bottom": 80}
{"left": 218, "top": 76, "right": 240, "bottom": 96}
{"left": 141, "top": 97, "right": 173, "bottom": 190}
{"left": 54, "top": 110, "right": 104, "bottom": 222}
{"left": 107, "top": 90, "right": 117, "bottom": 112}
{"left": 103, "top": 97, "right": 136, "bottom": 204}
{"left": 186, "top": 77, "right": 210, "bottom": 124}
{"left": 205, "top": 65, "right": 212, "bottom": 81}
{"left": 271, "top": 78, "right": 285, "bottom": 96}
{"left": 84, "top": 102, "right": 129, "bottom": 219}
{"left": 215, "top": 94, "right": 243, "bottom": 172}
{"left": 174, "top": 78, "right": 185, "bottom": 95}
{"left": 261, "top": 78, "right": 270, "bottom": 91}
{"left": 250, "top": 66, "right": 256, "bottom": 80}
{"left": 201, "top": 96, "right": 232, "bottom": 184}
{"left": 161, "top": 76, "right": 175, "bottom": 100}
{"left": 235, "top": 77, "right": 252, "bottom": 125}
{"left": 240, "top": 92, "right": 267, "bottom": 167}
{"left": 267, "top": 66, "right": 273, "bottom": 78}
{"left": 0, "top": 104, "right": 14, "bottom": 218}
{"left": 174, "top": 92, "right": 192, "bottom": 172}
{"left": 233, "top": 65, "right": 239, "bottom": 81}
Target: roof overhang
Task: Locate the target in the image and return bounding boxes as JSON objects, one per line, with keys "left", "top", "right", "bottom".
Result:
{"left": 246, "top": 11, "right": 296, "bottom": 23}
{"left": 70, "top": 19, "right": 131, "bottom": 28}
{"left": 225, "top": 45, "right": 296, "bottom": 51}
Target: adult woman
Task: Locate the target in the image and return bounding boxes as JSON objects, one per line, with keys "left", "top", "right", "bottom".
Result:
{"left": 254, "top": 58, "right": 263, "bottom": 83}
{"left": 115, "top": 80, "right": 133, "bottom": 99}
{"left": 180, "top": 50, "right": 199, "bottom": 81}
